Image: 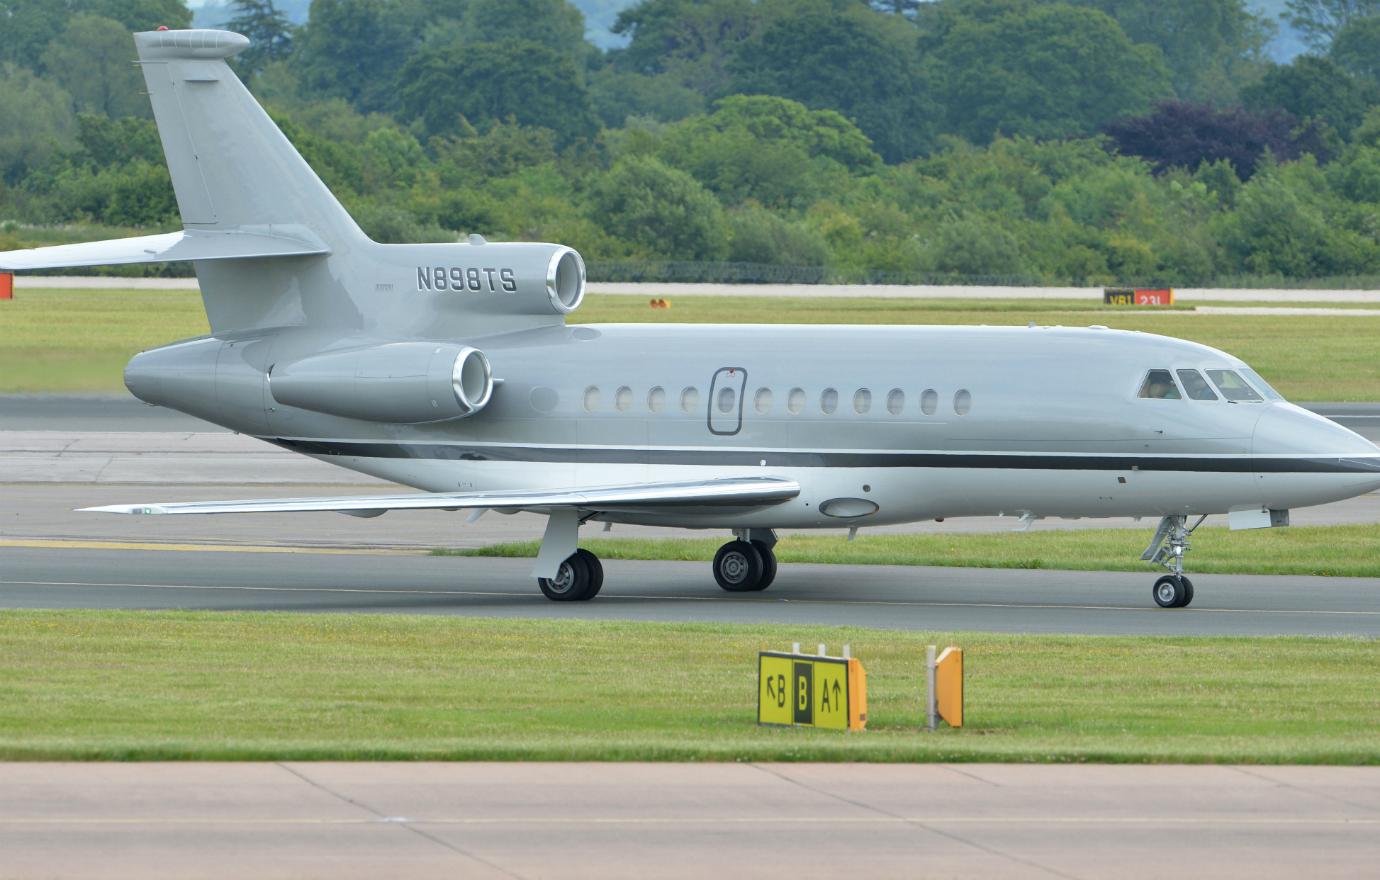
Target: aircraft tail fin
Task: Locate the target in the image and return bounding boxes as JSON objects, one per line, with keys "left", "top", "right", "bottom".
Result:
{"left": 132, "top": 30, "right": 363, "bottom": 244}
{"left": 0, "top": 29, "right": 371, "bottom": 333}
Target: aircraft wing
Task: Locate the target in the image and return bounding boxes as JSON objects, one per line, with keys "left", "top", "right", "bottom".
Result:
{"left": 79, "top": 477, "right": 800, "bottom": 516}
{"left": 0, "top": 227, "right": 329, "bottom": 271}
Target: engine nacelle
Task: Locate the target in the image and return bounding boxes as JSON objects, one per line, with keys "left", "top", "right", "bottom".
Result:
{"left": 270, "top": 342, "right": 493, "bottom": 424}
{"left": 410, "top": 242, "right": 586, "bottom": 317}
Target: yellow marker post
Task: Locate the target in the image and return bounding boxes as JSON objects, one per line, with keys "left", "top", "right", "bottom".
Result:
{"left": 758, "top": 645, "right": 866, "bottom": 731}
{"left": 926, "top": 645, "right": 964, "bottom": 730}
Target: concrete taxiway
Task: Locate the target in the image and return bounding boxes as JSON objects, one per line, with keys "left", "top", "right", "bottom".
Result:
{"left": 4, "top": 762, "right": 1378, "bottom": 880}
{"left": 4, "top": 545, "right": 1379, "bottom": 636}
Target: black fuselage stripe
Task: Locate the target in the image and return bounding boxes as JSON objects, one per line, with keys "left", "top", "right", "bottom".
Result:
{"left": 261, "top": 438, "right": 1380, "bottom": 475}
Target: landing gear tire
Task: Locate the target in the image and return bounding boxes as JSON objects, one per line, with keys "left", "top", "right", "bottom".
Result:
{"left": 714, "top": 540, "right": 766, "bottom": 592}
{"left": 574, "top": 548, "right": 604, "bottom": 598}
{"left": 538, "top": 551, "right": 601, "bottom": 602}
{"left": 751, "top": 540, "right": 777, "bottom": 591}
{"left": 1153, "top": 574, "right": 1192, "bottom": 609}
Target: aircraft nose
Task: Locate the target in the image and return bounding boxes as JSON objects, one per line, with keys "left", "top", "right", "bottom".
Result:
{"left": 1251, "top": 404, "right": 1380, "bottom": 507}
{"left": 1252, "top": 403, "right": 1380, "bottom": 458}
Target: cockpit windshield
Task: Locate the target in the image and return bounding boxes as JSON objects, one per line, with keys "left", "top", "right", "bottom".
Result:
{"left": 1240, "top": 367, "right": 1284, "bottom": 401}
{"left": 1206, "top": 369, "right": 1262, "bottom": 402}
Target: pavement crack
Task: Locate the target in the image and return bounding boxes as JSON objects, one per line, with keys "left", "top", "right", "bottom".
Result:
{"left": 748, "top": 763, "right": 1082, "bottom": 880}
{"left": 938, "top": 764, "right": 1002, "bottom": 786}
{"left": 274, "top": 763, "right": 526, "bottom": 879}
{"left": 1230, "top": 766, "right": 1379, "bottom": 814}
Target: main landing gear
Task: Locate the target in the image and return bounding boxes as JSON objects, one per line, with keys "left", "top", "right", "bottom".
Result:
{"left": 1141, "top": 514, "right": 1205, "bottom": 608}
{"left": 538, "top": 548, "right": 604, "bottom": 602}
{"left": 713, "top": 529, "right": 778, "bottom": 593}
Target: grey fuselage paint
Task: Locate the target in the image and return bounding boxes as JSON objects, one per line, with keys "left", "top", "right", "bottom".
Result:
{"left": 125, "top": 320, "right": 1380, "bottom": 531}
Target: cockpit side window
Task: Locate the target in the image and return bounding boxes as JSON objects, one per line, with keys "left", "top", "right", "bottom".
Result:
{"left": 1138, "top": 369, "right": 1181, "bottom": 399}
{"left": 1240, "top": 367, "right": 1284, "bottom": 401}
{"left": 1176, "top": 369, "right": 1218, "bottom": 401}
{"left": 1206, "top": 369, "right": 1262, "bottom": 402}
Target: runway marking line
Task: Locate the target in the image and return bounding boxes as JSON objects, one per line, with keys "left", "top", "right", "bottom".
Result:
{"left": 0, "top": 538, "right": 417, "bottom": 556}
{"left": 1, "top": 816, "right": 1376, "bottom": 827}
{"left": 3, "top": 579, "right": 1378, "bottom": 617}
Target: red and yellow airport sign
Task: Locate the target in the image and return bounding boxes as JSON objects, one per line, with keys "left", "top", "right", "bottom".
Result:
{"left": 758, "top": 650, "right": 867, "bottom": 731}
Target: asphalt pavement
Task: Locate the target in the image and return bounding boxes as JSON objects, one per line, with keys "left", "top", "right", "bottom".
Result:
{"left": 4, "top": 545, "right": 1377, "bottom": 636}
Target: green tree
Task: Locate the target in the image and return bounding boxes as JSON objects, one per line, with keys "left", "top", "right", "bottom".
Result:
{"left": 1282, "top": 0, "right": 1380, "bottom": 50}
{"left": 651, "top": 95, "right": 880, "bottom": 207}
{"left": 292, "top": 0, "right": 425, "bottom": 113}
{"left": 41, "top": 14, "right": 149, "bottom": 118}
{"left": 728, "top": 9, "right": 938, "bottom": 162}
{"left": 0, "top": 1, "right": 191, "bottom": 71}
{"left": 1242, "top": 55, "right": 1376, "bottom": 139}
{"left": 726, "top": 204, "right": 831, "bottom": 266}
{"left": 398, "top": 39, "right": 599, "bottom": 143}
{"left": 927, "top": 2, "right": 1173, "bottom": 144}
{"left": 0, "top": 64, "right": 76, "bottom": 183}
{"left": 610, "top": 0, "right": 763, "bottom": 94}
{"left": 588, "top": 68, "right": 705, "bottom": 127}
{"left": 458, "top": 0, "right": 587, "bottom": 64}
{"left": 1069, "top": 0, "right": 1272, "bottom": 101}
{"left": 589, "top": 155, "right": 728, "bottom": 260}
{"left": 224, "top": 0, "right": 295, "bottom": 82}
{"left": 1329, "top": 15, "right": 1380, "bottom": 82}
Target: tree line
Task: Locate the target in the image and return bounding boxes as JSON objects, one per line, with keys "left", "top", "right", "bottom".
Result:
{"left": 4, "top": 0, "right": 1380, "bottom": 285}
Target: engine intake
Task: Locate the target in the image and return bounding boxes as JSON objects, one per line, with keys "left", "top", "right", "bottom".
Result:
{"left": 270, "top": 342, "right": 493, "bottom": 424}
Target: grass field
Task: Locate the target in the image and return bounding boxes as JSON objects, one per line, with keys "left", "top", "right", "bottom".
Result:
{"left": 443, "top": 524, "right": 1380, "bottom": 578}
{"left": 0, "top": 611, "right": 1376, "bottom": 763}
{"left": 2, "top": 289, "right": 1378, "bottom": 398}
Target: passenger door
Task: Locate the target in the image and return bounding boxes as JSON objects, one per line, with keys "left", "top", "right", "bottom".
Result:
{"left": 707, "top": 367, "right": 747, "bottom": 436}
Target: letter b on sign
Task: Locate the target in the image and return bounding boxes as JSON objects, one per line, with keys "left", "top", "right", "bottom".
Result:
{"left": 792, "top": 661, "right": 813, "bottom": 724}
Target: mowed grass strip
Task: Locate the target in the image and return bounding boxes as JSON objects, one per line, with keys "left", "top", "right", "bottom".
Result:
{"left": 3, "top": 290, "right": 1379, "bottom": 399}
{"left": 0, "top": 288, "right": 207, "bottom": 392}
{"left": 0, "top": 611, "right": 1376, "bottom": 763}
{"left": 442, "top": 524, "right": 1380, "bottom": 578}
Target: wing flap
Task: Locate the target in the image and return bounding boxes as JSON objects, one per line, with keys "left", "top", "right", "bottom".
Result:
{"left": 0, "top": 227, "right": 329, "bottom": 271}
{"left": 79, "top": 477, "right": 800, "bottom": 516}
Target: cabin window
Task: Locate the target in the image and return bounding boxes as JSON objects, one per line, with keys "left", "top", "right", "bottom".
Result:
{"left": 583, "top": 386, "right": 601, "bottom": 412}
{"left": 680, "top": 386, "right": 700, "bottom": 414}
{"left": 787, "top": 387, "right": 806, "bottom": 415}
{"left": 717, "top": 385, "right": 737, "bottom": 414}
{"left": 853, "top": 388, "right": 872, "bottom": 415}
{"left": 886, "top": 388, "right": 905, "bottom": 415}
{"left": 615, "top": 386, "right": 633, "bottom": 412}
{"left": 954, "top": 388, "right": 972, "bottom": 415}
{"left": 1137, "top": 370, "right": 1181, "bottom": 399}
{"left": 647, "top": 386, "right": 666, "bottom": 412}
{"left": 1206, "top": 369, "right": 1262, "bottom": 402}
{"left": 1176, "top": 370, "right": 1217, "bottom": 401}
{"left": 1241, "top": 368, "right": 1284, "bottom": 401}
{"left": 821, "top": 388, "right": 839, "bottom": 415}
{"left": 921, "top": 388, "right": 938, "bottom": 415}
{"left": 754, "top": 387, "right": 773, "bottom": 414}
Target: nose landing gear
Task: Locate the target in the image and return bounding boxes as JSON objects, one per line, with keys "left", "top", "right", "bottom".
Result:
{"left": 1141, "top": 514, "right": 1205, "bottom": 608}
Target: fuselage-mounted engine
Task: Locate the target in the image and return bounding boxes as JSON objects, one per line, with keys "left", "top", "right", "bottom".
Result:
{"left": 269, "top": 342, "right": 493, "bottom": 424}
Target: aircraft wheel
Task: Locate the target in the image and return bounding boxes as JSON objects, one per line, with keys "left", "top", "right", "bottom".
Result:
{"left": 714, "top": 540, "right": 765, "bottom": 592}
{"left": 538, "top": 552, "right": 598, "bottom": 602}
{"left": 1178, "top": 575, "right": 1194, "bottom": 608}
{"left": 750, "top": 541, "right": 777, "bottom": 591}
{"left": 575, "top": 548, "right": 604, "bottom": 598}
{"left": 1152, "top": 574, "right": 1189, "bottom": 609}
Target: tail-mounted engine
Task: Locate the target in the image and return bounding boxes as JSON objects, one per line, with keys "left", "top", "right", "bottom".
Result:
{"left": 406, "top": 241, "right": 586, "bottom": 318}
{"left": 270, "top": 342, "right": 493, "bottom": 424}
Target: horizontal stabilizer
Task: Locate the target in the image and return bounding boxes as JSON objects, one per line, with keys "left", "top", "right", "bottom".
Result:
{"left": 0, "top": 227, "right": 329, "bottom": 271}
{"left": 79, "top": 477, "right": 801, "bottom": 516}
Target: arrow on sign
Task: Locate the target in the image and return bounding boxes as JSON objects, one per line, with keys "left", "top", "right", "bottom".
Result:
{"left": 832, "top": 680, "right": 842, "bottom": 706}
